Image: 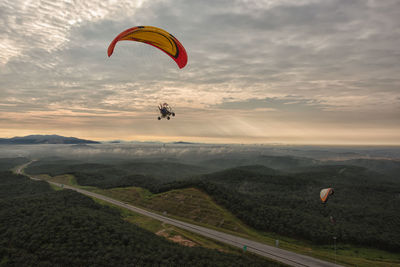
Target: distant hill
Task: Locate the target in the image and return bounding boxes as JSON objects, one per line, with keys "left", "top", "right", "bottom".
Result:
{"left": 0, "top": 135, "right": 100, "bottom": 144}
{"left": 327, "top": 158, "right": 400, "bottom": 179}
{"left": 199, "top": 155, "right": 317, "bottom": 172}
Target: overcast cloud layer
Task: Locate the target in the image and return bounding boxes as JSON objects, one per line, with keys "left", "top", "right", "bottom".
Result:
{"left": 1, "top": 0, "right": 399, "bottom": 144}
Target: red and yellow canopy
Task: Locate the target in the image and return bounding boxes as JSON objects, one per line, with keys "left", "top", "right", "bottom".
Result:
{"left": 107, "top": 26, "right": 187, "bottom": 69}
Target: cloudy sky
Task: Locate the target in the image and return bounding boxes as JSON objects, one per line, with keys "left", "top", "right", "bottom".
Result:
{"left": 1, "top": 0, "right": 399, "bottom": 144}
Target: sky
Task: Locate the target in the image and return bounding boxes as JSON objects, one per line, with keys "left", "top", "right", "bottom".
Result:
{"left": 0, "top": 0, "right": 399, "bottom": 144}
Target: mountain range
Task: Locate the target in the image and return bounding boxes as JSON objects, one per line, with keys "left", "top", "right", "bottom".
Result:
{"left": 0, "top": 135, "right": 100, "bottom": 144}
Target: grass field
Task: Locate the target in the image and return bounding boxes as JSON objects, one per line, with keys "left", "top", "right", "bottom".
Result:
{"left": 90, "top": 197, "right": 262, "bottom": 258}
{"left": 40, "top": 173, "right": 400, "bottom": 267}
{"left": 38, "top": 175, "right": 261, "bottom": 257}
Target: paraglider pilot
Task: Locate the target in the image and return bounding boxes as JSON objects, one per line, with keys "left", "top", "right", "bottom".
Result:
{"left": 158, "top": 103, "right": 175, "bottom": 120}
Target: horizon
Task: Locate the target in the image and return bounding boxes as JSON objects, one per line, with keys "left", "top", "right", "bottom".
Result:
{"left": 1, "top": 133, "right": 400, "bottom": 147}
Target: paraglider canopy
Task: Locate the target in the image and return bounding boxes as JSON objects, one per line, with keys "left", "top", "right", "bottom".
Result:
{"left": 108, "top": 26, "right": 188, "bottom": 69}
{"left": 320, "top": 188, "right": 334, "bottom": 203}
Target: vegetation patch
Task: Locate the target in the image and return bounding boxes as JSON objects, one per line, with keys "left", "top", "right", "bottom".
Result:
{"left": 23, "top": 158, "right": 400, "bottom": 266}
{"left": 0, "top": 171, "right": 280, "bottom": 266}
{"left": 0, "top": 157, "right": 29, "bottom": 172}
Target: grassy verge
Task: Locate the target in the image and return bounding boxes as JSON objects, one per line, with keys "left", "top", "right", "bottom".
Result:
{"left": 37, "top": 174, "right": 264, "bottom": 260}
{"left": 49, "top": 183, "right": 63, "bottom": 191}
{"left": 90, "top": 198, "right": 255, "bottom": 257}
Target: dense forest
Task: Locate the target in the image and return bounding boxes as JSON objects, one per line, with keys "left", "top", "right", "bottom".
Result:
{"left": 26, "top": 160, "right": 210, "bottom": 182}
{"left": 25, "top": 157, "right": 400, "bottom": 252}
{"left": 0, "top": 157, "right": 28, "bottom": 172}
{"left": 0, "top": 171, "right": 279, "bottom": 266}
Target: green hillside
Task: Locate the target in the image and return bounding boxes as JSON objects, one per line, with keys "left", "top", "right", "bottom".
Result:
{"left": 41, "top": 172, "right": 400, "bottom": 267}
{"left": 24, "top": 158, "right": 400, "bottom": 252}
{"left": 0, "top": 171, "right": 279, "bottom": 266}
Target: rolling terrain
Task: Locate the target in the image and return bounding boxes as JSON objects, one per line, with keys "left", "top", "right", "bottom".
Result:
{"left": 24, "top": 154, "right": 400, "bottom": 266}
{"left": 25, "top": 157, "right": 400, "bottom": 252}
{"left": 0, "top": 169, "right": 278, "bottom": 266}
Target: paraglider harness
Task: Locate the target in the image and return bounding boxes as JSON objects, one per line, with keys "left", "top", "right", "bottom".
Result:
{"left": 158, "top": 103, "right": 170, "bottom": 115}
{"left": 160, "top": 107, "right": 168, "bottom": 116}
{"left": 158, "top": 103, "right": 175, "bottom": 120}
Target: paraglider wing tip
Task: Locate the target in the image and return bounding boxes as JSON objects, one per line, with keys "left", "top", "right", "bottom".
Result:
{"left": 171, "top": 35, "right": 187, "bottom": 68}
{"left": 107, "top": 37, "right": 120, "bottom": 57}
{"left": 107, "top": 46, "right": 114, "bottom": 57}
{"left": 178, "top": 62, "right": 187, "bottom": 69}
{"left": 175, "top": 57, "right": 186, "bottom": 69}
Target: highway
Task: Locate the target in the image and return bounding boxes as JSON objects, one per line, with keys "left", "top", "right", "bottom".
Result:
{"left": 17, "top": 161, "right": 342, "bottom": 267}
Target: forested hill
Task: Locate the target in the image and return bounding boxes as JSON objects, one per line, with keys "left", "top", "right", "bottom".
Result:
{"left": 0, "top": 157, "right": 29, "bottom": 171}
{"left": 23, "top": 157, "right": 400, "bottom": 252}
{"left": 0, "top": 171, "right": 278, "bottom": 266}
{"left": 190, "top": 165, "right": 400, "bottom": 252}
{"left": 0, "top": 134, "right": 100, "bottom": 144}
{"left": 33, "top": 162, "right": 399, "bottom": 252}
{"left": 326, "top": 158, "right": 400, "bottom": 179}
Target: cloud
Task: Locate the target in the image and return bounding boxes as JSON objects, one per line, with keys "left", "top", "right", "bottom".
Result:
{"left": 0, "top": 0, "right": 146, "bottom": 63}
{"left": 0, "top": 0, "right": 399, "bottom": 144}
